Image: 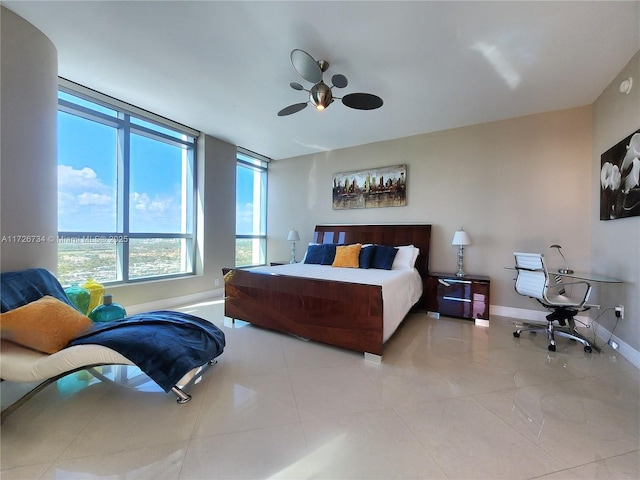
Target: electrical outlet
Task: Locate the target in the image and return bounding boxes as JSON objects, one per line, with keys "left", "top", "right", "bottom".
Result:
{"left": 615, "top": 305, "right": 624, "bottom": 319}
{"left": 214, "top": 279, "right": 220, "bottom": 287}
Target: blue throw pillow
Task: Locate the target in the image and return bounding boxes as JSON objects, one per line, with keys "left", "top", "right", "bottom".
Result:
{"left": 359, "top": 245, "right": 376, "bottom": 269}
{"left": 321, "top": 244, "right": 338, "bottom": 265}
{"left": 304, "top": 244, "right": 324, "bottom": 264}
{"left": 371, "top": 245, "right": 399, "bottom": 270}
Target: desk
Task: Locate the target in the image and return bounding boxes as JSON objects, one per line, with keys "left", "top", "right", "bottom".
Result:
{"left": 505, "top": 267, "right": 622, "bottom": 284}
{"left": 551, "top": 271, "right": 622, "bottom": 284}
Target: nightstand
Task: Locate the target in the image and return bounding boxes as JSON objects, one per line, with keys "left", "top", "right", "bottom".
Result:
{"left": 425, "top": 272, "right": 490, "bottom": 321}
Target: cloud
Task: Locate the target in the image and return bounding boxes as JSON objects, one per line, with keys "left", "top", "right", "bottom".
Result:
{"left": 58, "top": 165, "right": 102, "bottom": 190}
{"left": 129, "top": 191, "right": 181, "bottom": 231}
{"left": 77, "top": 192, "right": 112, "bottom": 206}
{"left": 131, "top": 192, "right": 150, "bottom": 211}
{"left": 58, "top": 165, "right": 185, "bottom": 233}
{"left": 130, "top": 191, "right": 175, "bottom": 213}
{"left": 58, "top": 165, "right": 115, "bottom": 231}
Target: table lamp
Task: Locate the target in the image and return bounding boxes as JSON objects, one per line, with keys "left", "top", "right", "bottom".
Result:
{"left": 550, "top": 244, "right": 573, "bottom": 274}
{"left": 287, "top": 229, "right": 300, "bottom": 263}
{"left": 452, "top": 228, "right": 471, "bottom": 277}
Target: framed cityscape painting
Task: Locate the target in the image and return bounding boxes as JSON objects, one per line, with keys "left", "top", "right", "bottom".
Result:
{"left": 332, "top": 164, "right": 407, "bottom": 210}
{"left": 600, "top": 128, "right": 640, "bottom": 220}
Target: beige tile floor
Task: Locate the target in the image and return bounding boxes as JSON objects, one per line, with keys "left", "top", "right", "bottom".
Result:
{"left": 1, "top": 299, "right": 639, "bottom": 479}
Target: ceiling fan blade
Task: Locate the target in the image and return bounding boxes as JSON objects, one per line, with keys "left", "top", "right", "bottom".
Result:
{"left": 291, "top": 49, "right": 322, "bottom": 84}
{"left": 290, "top": 82, "right": 305, "bottom": 91}
{"left": 342, "top": 93, "right": 383, "bottom": 110}
{"left": 331, "top": 74, "right": 348, "bottom": 89}
{"left": 277, "top": 102, "right": 308, "bottom": 116}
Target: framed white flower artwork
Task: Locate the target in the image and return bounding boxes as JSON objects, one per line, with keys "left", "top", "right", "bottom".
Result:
{"left": 600, "top": 128, "right": 640, "bottom": 220}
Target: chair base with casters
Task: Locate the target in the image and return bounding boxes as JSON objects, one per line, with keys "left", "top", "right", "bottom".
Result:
{"left": 513, "top": 307, "right": 599, "bottom": 353}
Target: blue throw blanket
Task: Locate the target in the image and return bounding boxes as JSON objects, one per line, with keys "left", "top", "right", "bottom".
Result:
{"left": 1, "top": 268, "right": 226, "bottom": 392}
{"left": 70, "top": 311, "right": 225, "bottom": 392}
{"left": 1, "top": 268, "right": 74, "bottom": 312}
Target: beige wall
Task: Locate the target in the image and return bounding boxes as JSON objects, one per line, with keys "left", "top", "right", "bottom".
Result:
{"left": 1, "top": 7, "right": 58, "bottom": 272}
{"left": 0, "top": 8, "right": 236, "bottom": 307}
{"left": 591, "top": 51, "right": 640, "bottom": 354}
{"left": 268, "top": 106, "right": 594, "bottom": 312}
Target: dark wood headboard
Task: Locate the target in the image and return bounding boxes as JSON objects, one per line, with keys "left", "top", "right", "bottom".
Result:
{"left": 313, "top": 224, "right": 432, "bottom": 279}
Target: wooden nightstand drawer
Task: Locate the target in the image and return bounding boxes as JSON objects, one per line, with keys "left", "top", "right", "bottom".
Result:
{"left": 426, "top": 273, "right": 490, "bottom": 320}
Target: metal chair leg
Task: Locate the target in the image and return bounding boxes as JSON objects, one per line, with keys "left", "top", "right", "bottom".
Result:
{"left": 171, "top": 386, "right": 192, "bottom": 404}
{"left": 547, "top": 323, "right": 557, "bottom": 351}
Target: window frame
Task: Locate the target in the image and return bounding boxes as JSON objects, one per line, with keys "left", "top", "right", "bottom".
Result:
{"left": 236, "top": 148, "right": 269, "bottom": 267}
{"left": 57, "top": 80, "right": 199, "bottom": 285}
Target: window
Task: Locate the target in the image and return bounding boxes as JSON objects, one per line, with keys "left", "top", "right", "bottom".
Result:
{"left": 236, "top": 150, "right": 268, "bottom": 266}
{"left": 57, "top": 83, "right": 197, "bottom": 285}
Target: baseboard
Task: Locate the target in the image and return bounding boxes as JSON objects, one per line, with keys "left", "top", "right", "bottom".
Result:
{"left": 491, "top": 305, "right": 640, "bottom": 369}
{"left": 125, "top": 288, "right": 224, "bottom": 315}
{"left": 591, "top": 323, "right": 640, "bottom": 370}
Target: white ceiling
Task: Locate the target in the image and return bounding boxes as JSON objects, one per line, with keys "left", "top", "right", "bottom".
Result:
{"left": 4, "top": 1, "right": 639, "bottom": 160}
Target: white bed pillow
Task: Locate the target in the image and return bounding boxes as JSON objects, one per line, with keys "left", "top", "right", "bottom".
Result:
{"left": 391, "top": 245, "right": 420, "bottom": 270}
{"left": 411, "top": 246, "right": 420, "bottom": 267}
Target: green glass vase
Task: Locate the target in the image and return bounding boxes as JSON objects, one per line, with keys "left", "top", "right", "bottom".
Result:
{"left": 64, "top": 282, "right": 91, "bottom": 314}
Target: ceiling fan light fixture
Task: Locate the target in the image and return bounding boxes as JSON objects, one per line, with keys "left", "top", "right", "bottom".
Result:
{"left": 310, "top": 82, "right": 333, "bottom": 110}
{"left": 279, "top": 48, "right": 383, "bottom": 117}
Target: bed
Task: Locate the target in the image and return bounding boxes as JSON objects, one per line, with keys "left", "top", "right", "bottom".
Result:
{"left": 0, "top": 268, "right": 225, "bottom": 422}
{"left": 224, "top": 224, "right": 431, "bottom": 359}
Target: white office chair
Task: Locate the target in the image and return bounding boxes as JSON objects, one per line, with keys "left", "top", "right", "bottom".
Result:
{"left": 512, "top": 252, "right": 598, "bottom": 353}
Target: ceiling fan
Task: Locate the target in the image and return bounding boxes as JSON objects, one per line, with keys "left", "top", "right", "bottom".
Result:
{"left": 277, "top": 49, "right": 383, "bottom": 117}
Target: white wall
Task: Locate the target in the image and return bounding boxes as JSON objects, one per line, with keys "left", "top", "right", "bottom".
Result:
{"left": 0, "top": 8, "right": 236, "bottom": 307}
{"left": 268, "top": 106, "right": 593, "bottom": 312}
{"left": 1, "top": 7, "right": 58, "bottom": 272}
{"left": 591, "top": 51, "right": 640, "bottom": 355}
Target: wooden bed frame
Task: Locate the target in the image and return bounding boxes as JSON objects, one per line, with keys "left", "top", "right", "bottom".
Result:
{"left": 223, "top": 224, "right": 431, "bottom": 357}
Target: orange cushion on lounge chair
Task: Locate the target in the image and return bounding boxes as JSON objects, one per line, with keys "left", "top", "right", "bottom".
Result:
{"left": 0, "top": 296, "right": 92, "bottom": 354}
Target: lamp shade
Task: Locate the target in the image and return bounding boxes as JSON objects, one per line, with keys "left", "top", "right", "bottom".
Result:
{"left": 451, "top": 229, "right": 471, "bottom": 246}
{"left": 287, "top": 230, "right": 300, "bottom": 241}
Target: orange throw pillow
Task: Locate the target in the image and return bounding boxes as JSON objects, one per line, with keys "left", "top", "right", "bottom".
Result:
{"left": 0, "top": 296, "right": 92, "bottom": 354}
{"left": 332, "top": 243, "right": 362, "bottom": 268}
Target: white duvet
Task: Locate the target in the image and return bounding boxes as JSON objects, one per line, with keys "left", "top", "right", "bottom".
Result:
{"left": 248, "top": 264, "right": 423, "bottom": 342}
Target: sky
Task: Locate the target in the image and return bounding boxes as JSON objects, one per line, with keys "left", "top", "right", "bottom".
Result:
{"left": 58, "top": 110, "right": 189, "bottom": 234}
{"left": 59, "top": 91, "right": 263, "bottom": 237}
{"left": 236, "top": 165, "right": 264, "bottom": 236}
